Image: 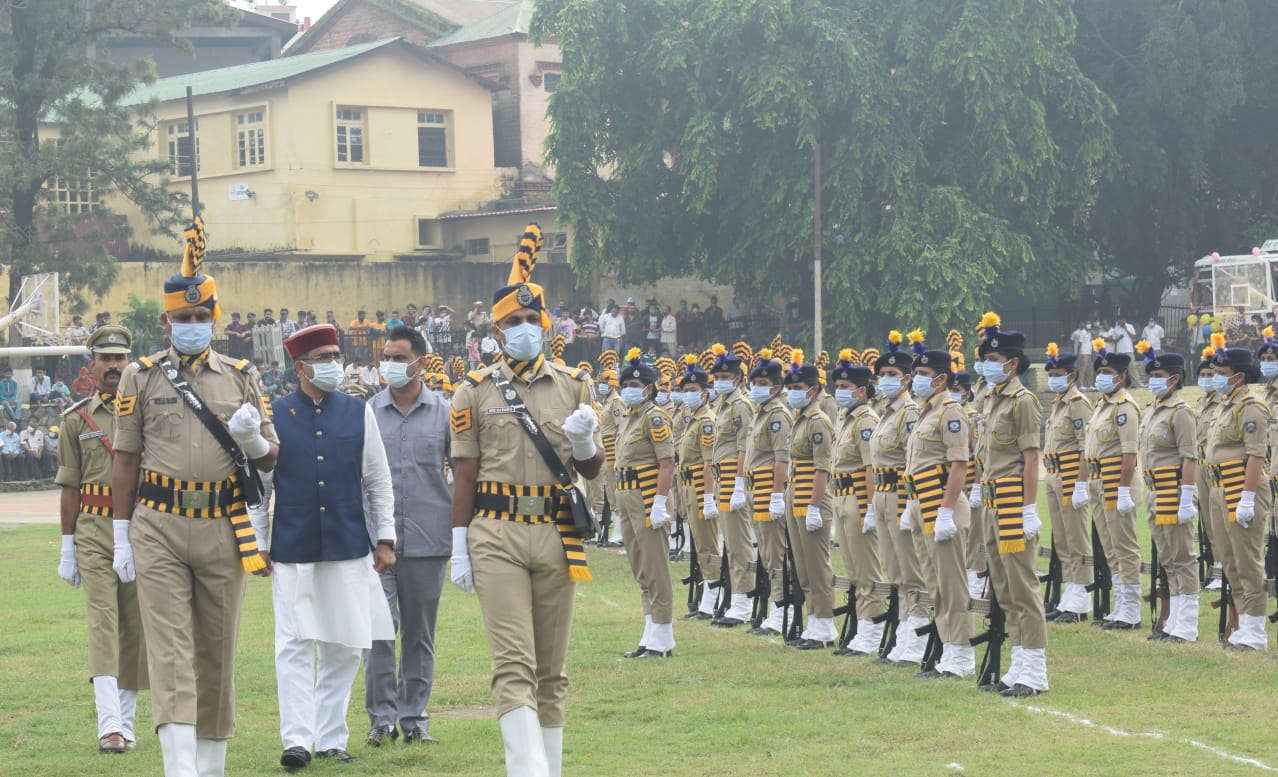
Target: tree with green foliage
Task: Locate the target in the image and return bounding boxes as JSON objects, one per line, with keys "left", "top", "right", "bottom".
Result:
{"left": 534, "top": 0, "right": 1116, "bottom": 341}
{"left": 0, "top": 0, "right": 233, "bottom": 312}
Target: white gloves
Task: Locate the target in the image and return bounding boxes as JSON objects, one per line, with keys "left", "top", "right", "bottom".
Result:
{"left": 58, "top": 534, "right": 80, "bottom": 588}
{"left": 702, "top": 491, "right": 719, "bottom": 520}
{"left": 1236, "top": 490, "right": 1256, "bottom": 528}
{"left": 805, "top": 504, "right": 823, "bottom": 533}
{"left": 112, "top": 520, "right": 135, "bottom": 583}
{"left": 650, "top": 494, "right": 670, "bottom": 529}
{"left": 446, "top": 469, "right": 454, "bottom": 486}
{"left": 934, "top": 507, "right": 957, "bottom": 542}
{"left": 562, "top": 403, "right": 599, "bottom": 460}
{"left": 968, "top": 483, "right": 982, "bottom": 509}
{"left": 228, "top": 402, "right": 270, "bottom": 459}
{"left": 862, "top": 503, "right": 876, "bottom": 533}
{"left": 1071, "top": 480, "right": 1089, "bottom": 509}
{"left": 1177, "top": 484, "right": 1197, "bottom": 525}
{"left": 1116, "top": 486, "right": 1136, "bottom": 516}
{"left": 730, "top": 477, "right": 748, "bottom": 511}
{"left": 1022, "top": 504, "right": 1041, "bottom": 539}
{"left": 900, "top": 501, "right": 915, "bottom": 531}
{"left": 450, "top": 526, "right": 474, "bottom": 593}
{"left": 768, "top": 492, "right": 785, "bottom": 520}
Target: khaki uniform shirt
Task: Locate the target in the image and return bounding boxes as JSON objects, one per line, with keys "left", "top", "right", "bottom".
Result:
{"left": 114, "top": 348, "right": 277, "bottom": 482}
{"left": 833, "top": 404, "right": 878, "bottom": 474}
{"left": 1195, "top": 392, "right": 1219, "bottom": 461}
{"left": 1205, "top": 385, "right": 1270, "bottom": 465}
{"left": 599, "top": 391, "right": 625, "bottom": 438}
{"left": 978, "top": 377, "right": 1041, "bottom": 481}
{"left": 819, "top": 394, "right": 839, "bottom": 428}
{"left": 616, "top": 401, "right": 675, "bottom": 467}
{"left": 449, "top": 358, "right": 599, "bottom": 485}
{"left": 1265, "top": 377, "right": 1278, "bottom": 477}
{"left": 869, "top": 392, "right": 918, "bottom": 470}
{"left": 745, "top": 397, "right": 793, "bottom": 472}
{"left": 679, "top": 403, "right": 716, "bottom": 469}
{"left": 790, "top": 402, "right": 833, "bottom": 511}
{"left": 1045, "top": 385, "right": 1091, "bottom": 454}
{"left": 1138, "top": 393, "right": 1196, "bottom": 469}
{"left": 55, "top": 394, "right": 116, "bottom": 490}
{"left": 711, "top": 390, "right": 752, "bottom": 465}
{"left": 906, "top": 392, "right": 969, "bottom": 474}
{"left": 1084, "top": 387, "right": 1139, "bottom": 462}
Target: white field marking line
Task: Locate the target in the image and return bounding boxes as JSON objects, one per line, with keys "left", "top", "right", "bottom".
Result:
{"left": 945, "top": 763, "right": 964, "bottom": 773}
{"left": 1009, "top": 701, "right": 1278, "bottom": 772}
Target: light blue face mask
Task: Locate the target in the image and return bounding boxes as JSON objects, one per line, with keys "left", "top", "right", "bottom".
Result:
{"left": 1148, "top": 376, "right": 1171, "bottom": 398}
{"left": 501, "top": 322, "right": 544, "bottom": 361}
{"left": 380, "top": 360, "right": 414, "bottom": 390}
{"left": 949, "top": 391, "right": 965, "bottom": 404}
{"left": 786, "top": 388, "right": 811, "bottom": 409}
{"left": 984, "top": 360, "right": 1011, "bottom": 385}
{"left": 655, "top": 391, "right": 670, "bottom": 406}
{"left": 1198, "top": 376, "right": 1216, "bottom": 393}
{"left": 596, "top": 384, "right": 611, "bottom": 398}
{"left": 670, "top": 391, "right": 684, "bottom": 405}
{"left": 749, "top": 385, "right": 773, "bottom": 405}
{"left": 683, "top": 391, "right": 703, "bottom": 410}
{"left": 835, "top": 388, "right": 856, "bottom": 408}
{"left": 1212, "top": 374, "right": 1232, "bottom": 394}
{"left": 1262, "top": 361, "right": 1278, "bottom": 379}
{"left": 1047, "top": 375, "right": 1069, "bottom": 394}
{"left": 706, "top": 387, "right": 718, "bottom": 401}
{"left": 620, "top": 386, "right": 646, "bottom": 407}
{"left": 170, "top": 322, "right": 213, "bottom": 355}
{"left": 911, "top": 374, "right": 938, "bottom": 399}
{"left": 1094, "top": 373, "right": 1118, "bottom": 394}
{"left": 713, "top": 379, "right": 735, "bottom": 395}
{"left": 878, "top": 376, "right": 903, "bottom": 399}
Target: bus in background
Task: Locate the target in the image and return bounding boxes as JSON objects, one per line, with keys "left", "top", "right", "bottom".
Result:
{"left": 1190, "top": 239, "right": 1278, "bottom": 320}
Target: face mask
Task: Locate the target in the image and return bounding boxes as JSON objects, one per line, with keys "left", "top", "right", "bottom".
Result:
{"left": 596, "top": 384, "right": 611, "bottom": 398}
{"left": 683, "top": 391, "right": 703, "bottom": 410}
{"left": 1198, "top": 376, "right": 1216, "bottom": 393}
{"left": 713, "top": 379, "right": 735, "bottom": 395}
{"left": 985, "top": 360, "right": 1012, "bottom": 385}
{"left": 949, "top": 391, "right": 965, "bottom": 404}
{"left": 786, "top": 388, "right": 811, "bottom": 409}
{"left": 835, "top": 388, "right": 856, "bottom": 408}
{"left": 170, "top": 322, "right": 213, "bottom": 355}
{"left": 1148, "top": 376, "right": 1171, "bottom": 398}
{"left": 1094, "top": 373, "right": 1118, "bottom": 394}
{"left": 911, "top": 374, "right": 938, "bottom": 399}
{"left": 380, "top": 360, "right": 415, "bottom": 390}
{"left": 671, "top": 392, "right": 684, "bottom": 406}
{"left": 1262, "top": 361, "right": 1278, "bottom": 379}
{"left": 620, "top": 386, "right": 646, "bottom": 407}
{"left": 1212, "top": 374, "right": 1232, "bottom": 394}
{"left": 878, "top": 376, "right": 903, "bottom": 399}
{"left": 706, "top": 387, "right": 718, "bottom": 401}
{"left": 501, "top": 322, "right": 544, "bottom": 361}
{"left": 655, "top": 391, "right": 670, "bottom": 406}
{"left": 749, "top": 385, "right": 773, "bottom": 405}
{"left": 1047, "top": 375, "right": 1069, "bottom": 394}
{"left": 307, "top": 361, "right": 343, "bottom": 393}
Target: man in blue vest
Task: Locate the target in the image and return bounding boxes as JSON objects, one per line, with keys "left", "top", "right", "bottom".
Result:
{"left": 256, "top": 324, "right": 396, "bottom": 770}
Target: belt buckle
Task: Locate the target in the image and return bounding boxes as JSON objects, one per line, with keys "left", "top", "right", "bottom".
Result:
{"left": 515, "top": 495, "right": 544, "bottom": 516}
{"left": 179, "top": 489, "right": 212, "bottom": 510}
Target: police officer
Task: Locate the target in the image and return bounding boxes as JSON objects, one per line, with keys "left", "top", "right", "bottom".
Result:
{"left": 56, "top": 324, "right": 148, "bottom": 754}
{"left": 954, "top": 370, "right": 986, "bottom": 600}
{"left": 613, "top": 349, "right": 678, "bottom": 657}
{"left": 744, "top": 349, "right": 794, "bottom": 635}
{"left": 829, "top": 352, "right": 887, "bottom": 655}
{"left": 594, "top": 352, "right": 625, "bottom": 547}
{"left": 1085, "top": 338, "right": 1143, "bottom": 629}
{"left": 1206, "top": 340, "right": 1271, "bottom": 651}
{"left": 677, "top": 356, "right": 719, "bottom": 620}
{"left": 782, "top": 351, "right": 837, "bottom": 648}
{"left": 447, "top": 229, "right": 603, "bottom": 777}
{"left": 707, "top": 343, "right": 756, "bottom": 627}
{"left": 1195, "top": 343, "right": 1224, "bottom": 589}
{"left": 1041, "top": 344, "right": 1093, "bottom": 623}
{"left": 111, "top": 218, "right": 279, "bottom": 776}
{"left": 975, "top": 313, "right": 1047, "bottom": 696}
{"left": 1136, "top": 344, "right": 1199, "bottom": 642}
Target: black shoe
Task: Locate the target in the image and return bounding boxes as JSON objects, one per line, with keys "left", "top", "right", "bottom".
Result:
{"left": 633, "top": 648, "right": 673, "bottom": 658}
{"left": 1044, "top": 609, "right": 1062, "bottom": 621}
{"left": 1090, "top": 617, "right": 1107, "bottom": 627}
{"left": 915, "top": 669, "right": 942, "bottom": 679}
{"left": 315, "top": 748, "right": 356, "bottom": 763}
{"left": 366, "top": 725, "right": 398, "bottom": 747}
{"left": 795, "top": 639, "right": 834, "bottom": 650}
{"left": 872, "top": 656, "right": 895, "bottom": 665}
{"left": 1147, "top": 630, "right": 1169, "bottom": 641}
{"left": 1052, "top": 612, "right": 1086, "bottom": 623}
{"left": 893, "top": 659, "right": 919, "bottom": 668}
{"left": 1102, "top": 620, "right": 1140, "bottom": 631}
{"left": 747, "top": 626, "right": 780, "bottom": 636}
{"left": 784, "top": 636, "right": 806, "bottom": 647}
{"left": 978, "top": 681, "right": 1009, "bottom": 693}
{"left": 939, "top": 671, "right": 964, "bottom": 679}
{"left": 1000, "top": 683, "right": 1044, "bottom": 698}
{"left": 280, "top": 747, "right": 312, "bottom": 769}
{"left": 712, "top": 616, "right": 746, "bottom": 628}
{"left": 622, "top": 645, "right": 648, "bottom": 658}
{"left": 831, "top": 644, "right": 854, "bottom": 656}
{"left": 402, "top": 727, "right": 437, "bottom": 744}
{"left": 849, "top": 649, "right": 874, "bottom": 657}
{"left": 1165, "top": 636, "right": 1188, "bottom": 643}
{"left": 684, "top": 611, "right": 713, "bottom": 621}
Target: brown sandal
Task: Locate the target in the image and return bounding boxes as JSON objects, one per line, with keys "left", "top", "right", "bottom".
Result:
{"left": 99, "top": 732, "right": 127, "bottom": 754}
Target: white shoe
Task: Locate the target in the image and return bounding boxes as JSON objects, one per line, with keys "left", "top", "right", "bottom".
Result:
{"left": 196, "top": 739, "right": 227, "bottom": 777}
{"left": 541, "top": 728, "right": 563, "bottom": 777}
{"left": 885, "top": 621, "right": 912, "bottom": 662}
{"left": 760, "top": 604, "right": 788, "bottom": 633}
{"left": 157, "top": 723, "right": 199, "bottom": 777}
{"left": 499, "top": 706, "right": 550, "bottom": 777}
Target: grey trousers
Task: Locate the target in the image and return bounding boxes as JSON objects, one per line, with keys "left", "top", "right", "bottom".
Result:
{"left": 365, "top": 556, "right": 447, "bottom": 732}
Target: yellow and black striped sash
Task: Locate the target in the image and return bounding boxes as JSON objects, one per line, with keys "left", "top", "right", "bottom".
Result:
{"left": 79, "top": 484, "right": 113, "bottom": 518}
{"left": 474, "top": 481, "right": 591, "bottom": 581}
{"left": 906, "top": 464, "right": 947, "bottom": 535}
{"left": 616, "top": 463, "right": 661, "bottom": 521}
{"left": 1211, "top": 459, "right": 1247, "bottom": 524}
{"left": 872, "top": 466, "right": 905, "bottom": 497}
{"left": 678, "top": 466, "right": 706, "bottom": 501}
{"left": 1047, "top": 450, "right": 1082, "bottom": 504}
{"left": 790, "top": 459, "right": 817, "bottom": 517}
{"left": 139, "top": 470, "right": 261, "bottom": 572}
{"left": 713, "top": 459, "right": 739, "bottom": 513}
{"left": 982, "top": 477, "right": 1027, "bottom": 554}
{"left": 747, "top": 467, "right": 776, "bottom": 522}
{"left": 965, "top": 460, "right": 977, "bottom": 490}
{"left": 1143, "top": 466, "right": 1181, "bottom": 525}
{"left": 602, "top": 434, "right": 618, "bottom": 467}
{"left": 1086, "top": 455, "right": 1122, "bottom": 509}
{"left": 833, "top": 470, "right": 870, "bottom": 521}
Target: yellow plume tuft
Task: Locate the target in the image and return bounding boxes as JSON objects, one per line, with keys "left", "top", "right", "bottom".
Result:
{"left": 839, "top": 348, "right": 853, "bottom": 362}
{"left": 1135, "top": 340, "right": 1150, "bottom": 355}
{"left": 1211, "top": 332, "right": 1226, "bottom": 350}
{"left": 791, "top": 348, "right": 805, "bottom": 366}
{"left": 712, "top": 342, "right": 726, "bottom": 356}
{"left": 906, "top": 329, "right": 925, "bottom": 345}
{"left": 888, "top": 330, "right": 903, "bottom": 345}
{"left": 1201, "top": 346, "right": 1215, "bottom": 361}
{"left": 626, "top": 347, "right": 642, "bottom": 362}
{"left": 684, "top": 353, "right": 697, "bottom": 366}
{"left": 979, "top": 312, "right": 1001, "bottom": 330}
{"left": 1046, "top": 342, "right": 1059, "bottom": 359}
{"left": 1265, "top": 327, "right": 1275, "bottom": 340}
{"left": 757, "top": 348, "right": 773, "bottom": 361}
{"left": 1091, "top": 337, "right": 1106, "bottom": 353}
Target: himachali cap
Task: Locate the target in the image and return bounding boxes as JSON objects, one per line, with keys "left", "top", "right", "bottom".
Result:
{"left": 86, "top": 325, "right": 132, "bottom": 354}
{"left": 284, "top": 324, "right": 340, "bottom": 359}
{"left": 163, "top": 216, "right": 221, "bottom": 320}
{"left": 621, "top": 348, "right": 658, "bottom": 384}
{"left": 748, "top": 348, "right": 784, "bottom": 383}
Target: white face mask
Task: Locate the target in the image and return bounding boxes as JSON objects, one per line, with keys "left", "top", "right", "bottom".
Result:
{"left": 380, "top": 360, "right": 417, "bottom": 390}
{"left": 306, "top": 361, "right": 343, "bottom": 393}
{"left": 501, "top": 322, "right": 543, "bottom": 361}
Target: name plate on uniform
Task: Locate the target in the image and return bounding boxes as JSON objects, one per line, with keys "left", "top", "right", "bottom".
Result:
{"left": 179, "top": 490, "right": 211, "bottom": 510}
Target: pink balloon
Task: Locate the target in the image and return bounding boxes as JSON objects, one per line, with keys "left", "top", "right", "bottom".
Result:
{"left": 1212, "top": 252, "right": 1221, "bottom": 260}
{"left": 1254, "top": 247, "right": 1262, "bottom": 256}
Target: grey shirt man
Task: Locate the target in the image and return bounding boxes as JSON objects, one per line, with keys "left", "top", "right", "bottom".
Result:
{"left": 365, "top": 384, "right": 452, "bottom": 740}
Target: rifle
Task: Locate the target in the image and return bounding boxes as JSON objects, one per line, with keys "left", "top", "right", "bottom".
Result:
{"left": 1038, "top": 544, "right": 1062, "bottom": 612}
{"left": 1211, "top": 569, "right": 1239, "bottom": 644}
{"left": 832, "top": 576, "right": 858, "bottom": 648}
{"left": 680, "top": 539, "right": 702, "bottom": 616}
{"left": 669, "top": 510, "right": 687, "bottom": 561}
{"left": 747, "top": 545, "right": 770, "bottom": 628}
{"left": 709, "top": 551, "right": 731, "bottom": 619}
{"left": 1143, "top": 538, "right": 1170, "bottom": 637}
{"left": 971, "top": 588, "right": 1006, "bottom": 690}
{"left": 1197, "top": 512, "right": 1214, "bottom": 589}
{"left": 874, "top": 584, "right": 900, "bottom": 659}
{"left": 914, "top": 591, "right": 942, "bottom": 672}
{"left": 778, "top": 517, "right": 806, "bottom": 642}
{"left": 1268, "top": 520, "right": 1278, "bottom": 629}
{"left": 593, "top": 491, "right": 613, "bottom": 547}
{"left": 1085, "top": 518, "right": 1112, "bottom": 624}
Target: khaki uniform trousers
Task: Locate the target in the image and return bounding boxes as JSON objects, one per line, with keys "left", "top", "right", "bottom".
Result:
{"left": 470, "top": 516, "right": 575, "bottom": 727}
{"left": 919, "top": 501, "right": 973, "bottom": 645}
{"left": 1091, "top": 480, "right": 1142, "bottom": 587}
{"left": 615, "top": 488, "right": 674, "bottom": 622}
{"left": 966, "top": 501, "right": 986, "bottom": 572}
{"left": 1211, "top": 484, "right": 1269, "bottom": 616}
{"left": 786, "top": 502, "right": 834, "bottom": 619}
{"left": 585, "top": 467, "right": 604, "bottom": 513}
{"left": 754, "top": 516, "right": 787, "bottom": 605}
{"left": 1196, "top": 466, "right": 1218, "bottom": 556}
{"left": 982, "top": 504, "right": 1046, "bottom": 650}
{"left": 1148, "top": 512, "right": 1198, "bottom": 598}
{"left": 715, "top": 478, "right": 756, "bottom": 595}
{"left": 833, "top": 493, "right": 887, "bottom": 619}
{"left": 76, "top": 513, "right": 148, "bottom": 688}
{"left": 131, "top": 505, "right": 246, "bottom": 739}
{"left": 683, "top": 481, "right": 720, "bottom": 563}
{"left": 1046, "top": 474, "right": 1092, "bottom": 586}
{"left": 874, "top": 491, "right": 927, "bottom": 619}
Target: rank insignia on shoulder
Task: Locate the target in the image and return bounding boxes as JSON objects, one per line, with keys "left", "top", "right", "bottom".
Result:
{"left": 769, "top": 420, "right": 781, "bottom": 434}
{"left": 1073, "top": 419, "right": 1084, "bottom": 430}
{"left": 860, "top": 429, "right": 872, "bottom": 441}
{"left": 116, "top": 394, "right": 137, "bottom": 416}
{"left": 947, "top": 420, "right": 961, "bottom": 434}
{"left": 1116, "top": 413, "right": 1127, "bottom": 426}
{"left": 449, "top": 407, "right": 473, "bottom": 433}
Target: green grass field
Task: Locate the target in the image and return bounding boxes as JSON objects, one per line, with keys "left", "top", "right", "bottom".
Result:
{"left": 3, "top": 502, "right": 1278, "bottom": 777}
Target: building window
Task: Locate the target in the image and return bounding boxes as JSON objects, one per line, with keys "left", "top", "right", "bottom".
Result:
{"left": 465, "top": 238, "right": 490, "bottom": 257}
{"left": 336, "top": 107, "right": 365, "bottom": 164}
{"left": 166, "top": 120, "right": 200, "bottom": 177}
{"left": 543, "top": 72, "right": 561, "bottom": 93}
{"left": 237, "top": 109, "right": 267, "bottom": 168}
{"left": 48, "top": 172, "right": 100, "bottom": 214}
{"left": 546, "top": 232, "right": 568, "bottom": 263}
{"left": 417, "top": 111, "right": 449, "bottom": 168}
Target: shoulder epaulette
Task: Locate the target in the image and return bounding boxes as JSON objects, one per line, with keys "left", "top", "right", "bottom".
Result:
{"left": 134, "top": 356, "right": 154, "bottom": 371}
{"left": 62, "top": 397, "right": 92, "bottom": 417}
{"left": 1069, "top": 392, "right": 1087, "bottom": 402}
{"left": 463, "top": 368, "right": 489, "bottom": 387}
{"left": 234, "top": 358, "right": 252, "bottom": 374}
{"left": 572, "top": 367, "right": 590, "bottom": 381}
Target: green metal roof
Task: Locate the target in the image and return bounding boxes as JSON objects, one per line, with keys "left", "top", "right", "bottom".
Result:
{"left": 126, "top": 38, "right": 398, "bottom": 105}
{"left": 428, "top": 0, "right": 532, "bottom": 48}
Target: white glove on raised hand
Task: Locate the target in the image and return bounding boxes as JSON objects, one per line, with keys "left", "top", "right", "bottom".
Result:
{"left": 768, "top": 492, "right": 786, "bottom": 520}
{"left": 805, "top": 504, "right": 823, "bottom": 532}
{"left": 650, "top": 494, "right": 670, "bottom": 530}
{"left": 1022, "top": 504, "right": 1042, "bottom": 539}
{"left": 450, "top": 526, "right": 474, "bottom": 594}
{"left": 1071, "top": 480, "right": 1089, "bottom": 509}
{"left": 112, "top": 520, "right": 135, "bottom": 583}
{"left": 58, "top": 534, "right": 80, "bottom": 588}
{"left": 1236, "top": 490, "right": 1256, "bottom": 528}
{"left": 968, "top": 483, "right": 983, "bottom": 509}
{"left": 1177, "top": 484, "right": 1197, "bottom": 525}
{"left": 862, "top": 503, "right": 876, "bottom": 533}
{"left": 228, "top": 403, "right": 270, "bottom": 459}
{"left": 446, "top": 469, "right": 454, "bottom": 486}
{"left": 1116, "top": 486, "right": 1136, "bottom": 515}
{"left": 730, "top": 477, "right": 748, "bottom": 511}
{"left": 562, "top": 403, "right": 599, "bottom": 460}
{"left": 702, "top": 491, "right": 719, "bottom": 520}
{"left": 899, "top": 501, "right": 915, "bottom": 531}
{"left": 934, "top": 507, "right": 957, "bottom": 542}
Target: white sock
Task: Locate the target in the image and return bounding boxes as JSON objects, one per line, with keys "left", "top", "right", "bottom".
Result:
{"left": 93, "top": 675, "right": 123, "bottom": 738}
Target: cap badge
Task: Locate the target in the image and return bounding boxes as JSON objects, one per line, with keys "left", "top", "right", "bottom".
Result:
{"left": 503, "top": 388, "right": 516, "bottom": 401}
{"left": 920, "top": 355, "right": 929, "bottom": 364}
{"left": 516, "top": 285, "right": 534, "bottom": 306}
{"left": 184, "top": 286, "right": 202, "bottom": 303}
{"left": 107, "top": 334, "right": 118, "bottom": 343}
{"left": 990, "top": 338, "right": 999, "bottom": 348}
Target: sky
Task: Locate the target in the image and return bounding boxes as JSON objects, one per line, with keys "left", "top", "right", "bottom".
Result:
{"left": 234, "top": 1, "right": 341, "bottom": 24}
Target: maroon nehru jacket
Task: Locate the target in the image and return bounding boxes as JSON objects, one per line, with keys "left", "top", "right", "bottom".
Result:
{"left": 284, "top": 325, "right": 339, "bottom": 359}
